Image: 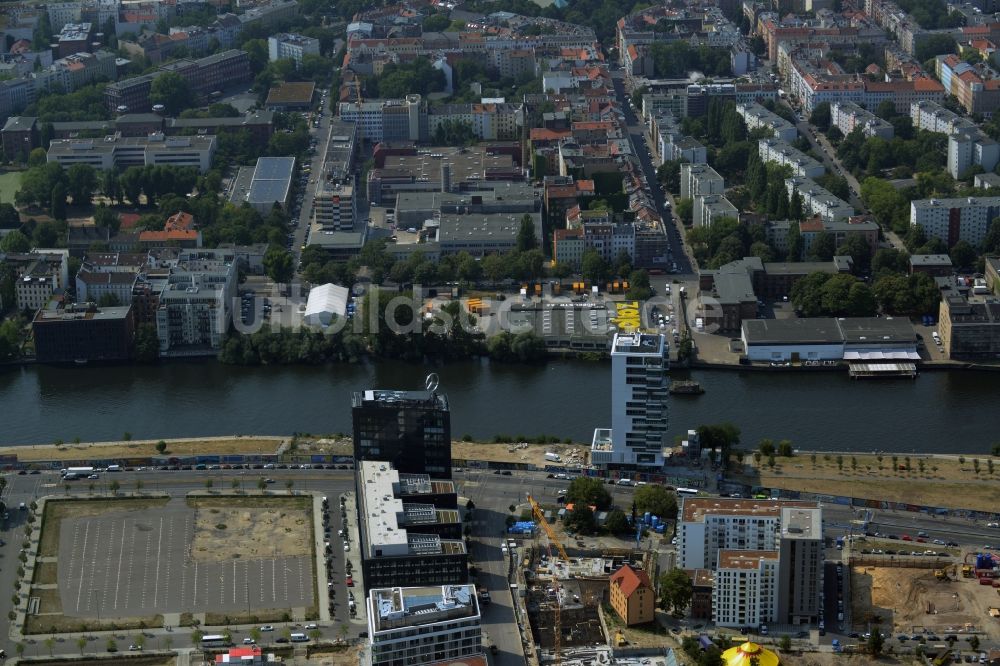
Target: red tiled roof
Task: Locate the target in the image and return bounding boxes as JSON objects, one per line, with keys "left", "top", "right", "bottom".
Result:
{"left": 610, "top": 564, "right": 653, "bottom": 599}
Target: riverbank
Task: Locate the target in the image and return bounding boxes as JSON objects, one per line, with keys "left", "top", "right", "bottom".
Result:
{"left": 0, "top": 436, "right": 285, "bottom": 462}
{"left": 734, "top": 451, "right": 1000, "bottom": 513}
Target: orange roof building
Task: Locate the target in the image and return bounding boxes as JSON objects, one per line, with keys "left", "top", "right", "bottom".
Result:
{"left": 608, "top": 564, "right": 656, "bottom": 626}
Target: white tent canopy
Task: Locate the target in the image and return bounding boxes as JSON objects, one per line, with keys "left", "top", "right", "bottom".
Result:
{"left": 304, "top": 283, "right": 349, "bottom": 327}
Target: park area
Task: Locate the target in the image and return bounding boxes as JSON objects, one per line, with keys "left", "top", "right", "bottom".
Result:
{"left": 27, "top": 495, "right": 316, "bottom": 635}
{"left": 0, "top": 171, "right": 22, "bottom": 203}
{"left": 739, "top": 452, "right": 1000, "bottom": 512}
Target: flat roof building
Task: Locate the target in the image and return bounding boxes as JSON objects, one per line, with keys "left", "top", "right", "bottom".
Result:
{"left": 33, "top": 302, "right": 135, "bottom": 363}
{"left": 741, "top": 317, "right": 918, "bottom": 362}
{"left": 47, "top": 133, "right": 216, "bottom": 172}
{"left": 367, "top": 584, "right": 483, "bottom": 666}
{"left": 777, "top": 507, "right": 823, "bottom": 625}
{"left": 592, "top": 333, "right": 669, "bottom": 471}
{"left": 356, "top": 461, "right": 467, "bottom": 593}
{"left": 352, "top": 389, "right": 452, "bottom": 478}
{"left": 230, "top": 156, "right": 295, "bottom": 214}
{"left": 265, "top": 81, "right": 315, "bottom": 110}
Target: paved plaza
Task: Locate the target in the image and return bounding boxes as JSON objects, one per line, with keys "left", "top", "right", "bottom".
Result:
{"left": 58, "top": 503, "right": 314, "bottom": 618}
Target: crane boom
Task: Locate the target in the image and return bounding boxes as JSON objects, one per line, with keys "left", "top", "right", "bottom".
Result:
{"left": 527, "top": 494, "right": 568, "bottom": 665}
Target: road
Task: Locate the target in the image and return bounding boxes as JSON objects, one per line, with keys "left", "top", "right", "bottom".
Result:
{"left": 292, "top": 86, "right": 335, "bottom": 263}
{"left": 788, "top": 109, "right": 907, "bottom": 253}
{"left": 609, "top": 70, "right": 695, "bottom": 279}
{"left": 4, "top": 467, "right": 1000, "bottom": 659}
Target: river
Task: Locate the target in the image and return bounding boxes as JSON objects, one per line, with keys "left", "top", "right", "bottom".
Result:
{"left": 0, "top": 360, "right": 991, "bottom": 453}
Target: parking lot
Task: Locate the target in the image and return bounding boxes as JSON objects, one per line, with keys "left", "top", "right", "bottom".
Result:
{"left": 58, "top": 499, "right": 314, "bottom": 617}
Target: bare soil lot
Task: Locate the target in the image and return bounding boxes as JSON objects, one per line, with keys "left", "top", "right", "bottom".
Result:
{"left": 4, "top": 437, "right": 282, "bottom": 462}
{"left": 187, "top": 496, "right": 312, "bottom": 562}
{"left": 741, "top": 453, "right": 1000, "bottom": 512}
{"left": 851, "top": 565, "right": 1000, "bottom": 638}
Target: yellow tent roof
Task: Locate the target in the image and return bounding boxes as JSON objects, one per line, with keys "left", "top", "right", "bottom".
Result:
{"left": 721, "top": 642, "right": 780, "bottom": 666}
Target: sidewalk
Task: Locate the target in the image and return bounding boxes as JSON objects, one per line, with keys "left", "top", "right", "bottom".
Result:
{"left": 341, "top": 492, "right": 366, "bottom": 628}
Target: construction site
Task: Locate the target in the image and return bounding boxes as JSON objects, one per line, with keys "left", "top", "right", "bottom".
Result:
{"left": 519, "top": 495, "right": 659, "bottom": 664}
{"left": 848, "top": 550, "right": 1000, "bottom": 640}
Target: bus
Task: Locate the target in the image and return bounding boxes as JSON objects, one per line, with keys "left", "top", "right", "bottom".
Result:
{"left": 61, "top": 467, "right": 93, "bottom": 479}
{"left": 676, "top": 487, "right": 699, "bottom": 496}
{"left": 290, "top": 633, "right": 309, "bottom": 642}
{"left": 201, "top": 635, "right": 230, "bottom": 648}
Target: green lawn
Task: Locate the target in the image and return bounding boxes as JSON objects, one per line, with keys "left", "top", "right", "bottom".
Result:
{"left": 0, "top": 171, "right": 21, "bottom": 204}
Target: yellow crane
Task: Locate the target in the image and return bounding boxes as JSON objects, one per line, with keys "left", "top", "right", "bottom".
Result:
{"left": 527, "top": 494, "right": 570, "bottom": 665}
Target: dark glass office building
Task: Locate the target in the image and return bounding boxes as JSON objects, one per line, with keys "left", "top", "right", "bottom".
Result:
{"left": 352, "top": 389, "right": 452, "bottom": 478}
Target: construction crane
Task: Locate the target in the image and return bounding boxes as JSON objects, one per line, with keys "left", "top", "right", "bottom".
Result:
{"left": 528, "top": 494, "right": 570, "bottom": 665}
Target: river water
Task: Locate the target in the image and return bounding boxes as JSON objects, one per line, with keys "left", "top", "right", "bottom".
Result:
{"left": 0, "top": 360, "right": 990, "bottom": 452}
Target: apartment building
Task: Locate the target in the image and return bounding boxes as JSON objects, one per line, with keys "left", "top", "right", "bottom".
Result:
{"left": 426, "top": 102, "right": 523, "bottom": 141}
{"left": 948, "top": 130, "right": 999, "bottom": 179}
{"left": 910, "top": 100, "right": 978, "bottom": 134}
{"left": 910, "top": 196, "right": 1000, "bottom": 246}
{"left": 713, "top": 551, "right": 780, "bottom": 629}
{"left": 935, "top": 53, "right": 1000, "bottom": 116}
{"left": 154, "top": 252, "right": 236, "bottom": 354}
{"left": 693, "top": 194, "right": 738, "bottom": 227}
{"left": 758, "top": 138, "right": 825, "bottom": 179}
{"left": 367, "top": 584, "right": 483, "bottom": 666}
{"left": 609, "top": 564, "right": 656, "bottom": 626}
{"left": 677, "top": 497, "right": 821, "bottom": 569}
{"left": 680, "top": 163, "right": 725, "bottom": 201}
{"left": 797, "top": 217, "right": 879, "bottom": 259}
{"left": 830, "top": 101, "right": 894, "bottom": 139}
{"left": 784, "top": 177, "right": 854, "bottom": 222}
{"left": 338, "top": 95, "right": 424, "bottom": 143}
{"left": 777, "top": 507, "right": 824, "bottom": 625}
{"left": 356, "top": 461, "right": 467, "bottom": 592}
{"left": 267, "top": 33, "right": 320, "bottom": 66}
{"left": 314, "top": 120, "right": 357, "bottom": 231}
{"left": 736, "top": 102, "right": 797, "bottom": 142}
{"left": 590, "top": 333, "right": 669, "bottom": 470}
{"left": 47, "top": 133, "right": 216, "bottom": 172}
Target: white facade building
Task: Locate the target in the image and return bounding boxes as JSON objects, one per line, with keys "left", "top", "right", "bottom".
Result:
{"left": 680, "top": 163, "right": 725, "bottom": 201}
{"left": 947, "top": 131, "right": 1000, "bottom": 180}
{"left": 831, "top": 101, "right": 894, "bottom": 139}
{"left": 367, "top": 584, "right": 483, "bottom": 666}
{"left": 693, "top": 194, "right": 738, "bottom": 227}
{"left": 267, "top": 33, "right": 320, "bottom": 67}
{"left": 154, "top": 257, "right": 236, "bottom": 354}
{"left": 736, "top": 102, "right": 797, "bottom": 142}
{"left": 47, "top": 134, "right": 216, "bottom": 172}
{"left": 910, "top": 196, "right": 1000, "bottom": 247}
{"left": 785, "top": 177, "right": 854, "bottom": 222}
{"left": 757, "top": 138, "right": 825, "bottom": 179}
{"left": 591, "top": 333, "right": 669, "bottom": 469}
{"left": 713, "top": 551, "right": 780, "bottom": 628}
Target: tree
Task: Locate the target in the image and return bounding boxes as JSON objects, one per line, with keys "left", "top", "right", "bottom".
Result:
{"left": 809, "top": 231, "right": 836, "bottom": 261}
{"left": 155, "top": 440, "right": 167, "bottom": 454}
{"left": 759, "top": 439, "right": 775, "bottom": 456}
{"left": 93, "top": 204, "right": 121, "bottom": 233}
{"left": 658, "top": 568, "right": 693, "bottom": 617}
{"left": 257, "top": 478, "right": 267, "bottom": 492}
{"left": 516, "top": 214, "right": 537, "bottom": 252}
{"left": 581, "top": 249, "right": 609, "bottom": 284}
{"left": 564, "top": 477, "right": 612, "bottom": 510}
{"left": 67, "top": 164, "right": 98, "bottom": 206}
{"left": 867, "top": 629, "right": 884, "bottom": 657}
{"left": 810, "top": 102, "right": 831, "bottom": 131}
{"left": 0, "top": 203, "right": 19, "bottom": 229}
{"left": 77, "top": 637, "right": 87, "bottom": 654}
{"left": 134, "top": 323, "right": 159, "bottom": 363}
{"left": 633, "top": 485, "right": 678, "bottom": 519}
{"left": 777, "top": 440, "right": 793, "bottom": 457}
{"left": 150, "top": 72, "right": 194, "bottom": 116}
{"left": 604, "top": 509, "right": 631, "bottom": 534}
{"left": 263, "top": 245, "right": 294, "bottom": 284}
{"left": 50, "top": 182, "right": 67, "bottom": 220}
{"left": 45, "top": 637, "right": 55, "bottom": 655}
{"left": 950, "top": 240, "right": 977, "bottom": 269}
{"left": 779, "top": 635, "right": 792, "bottom": 652}
{"left": 837, "top": 235, "right": 872, "bottom": 274}
{"left": 675, "top": 197, "right": 693, "bottom": 225}
{"left": 0, "top": 230, "right": 29, "bottom": 253}
{"left": 789, "top": 190, "right": 804, "bottom": 221}
{"left": 565, "top": 503, "right": 597, "bottom": 534}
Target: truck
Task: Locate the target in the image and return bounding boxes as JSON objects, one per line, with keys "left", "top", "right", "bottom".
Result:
{"left": 61, "top": 467, "right": 94, "bottom": 477}
{"left": 544, "top": 452, "right": 561, "bottom": 462}
{"left": 963, "top": 564, "right": 974, "bottom": 577}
